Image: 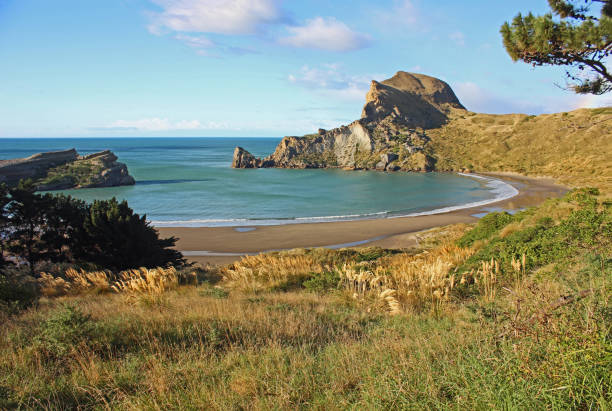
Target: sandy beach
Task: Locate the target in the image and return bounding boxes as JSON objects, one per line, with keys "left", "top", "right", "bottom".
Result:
{"left": 158, "top": 173, "right": 567, "bottom": 266}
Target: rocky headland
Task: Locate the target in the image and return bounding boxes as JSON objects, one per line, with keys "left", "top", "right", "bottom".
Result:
{"left": 0, "top": 149, "right": 135, "bottom": 190}
{"left": 232, "top": 71, "right": 612, "bottom": 194}
{"left": 232, "top": 71, "right": 465, "bottom": 172}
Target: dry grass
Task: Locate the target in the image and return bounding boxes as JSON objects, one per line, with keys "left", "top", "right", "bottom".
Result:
{"left": 221, "top": 253, "right": 327, "bottom": 291}
{"left": 38, "top": 266, "right": 182, "bottom": 297}
{"left": 225, "top": 244, "right": 476, "bottom": 314}
{"left": 461, "top": 258, "right": 500, "bottom": 303}
{"left": 354, "top": 245, "right": 474, "bottom": 311}
{"left": 429, "top": 107, "right": 612, "bottom": 195}
{"left": 112, "top": 267, "right": 179, "bottom": 294}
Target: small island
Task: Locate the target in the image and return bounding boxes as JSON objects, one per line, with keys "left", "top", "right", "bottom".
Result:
{"left": 0, "top": 149, "right": 135, "bottom": 190}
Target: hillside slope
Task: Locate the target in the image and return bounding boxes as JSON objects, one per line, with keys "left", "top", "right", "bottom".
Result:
{"left": 430, "top": 108, "right": 612, "bottom": 193}
{"left": 232, "top": 71, "right": 612, "bottom": 194}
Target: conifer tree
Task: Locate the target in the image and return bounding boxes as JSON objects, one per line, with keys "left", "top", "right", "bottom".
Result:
{"left": 501, "top": 0, "right": 612, "bottom": 94}
{"left": 0, "top": 184, "right": 10, "bottom": 271}
{"left": 80, "top": 198, "right": 184, "bottom": 271}
{"left": 5, "top": 181, "right": 51, "bottom": 275}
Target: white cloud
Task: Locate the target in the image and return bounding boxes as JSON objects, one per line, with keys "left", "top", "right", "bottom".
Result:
{"left": 288, "top": 64, "right": 386, "bottom": 101}
{"left": 174, "top": 33, "right": 215, "bottom": 54}
{"left": 449, "top": 31, "right": 465, "bottom": 46}
{"left": 100, "top": 118, "right": 229, "bottom": 132}
{"left": 454, "top": 81, "right": 612, "bottom": 114}
{"left": 280, "top": 17, "right": 371, "bottom": 52}
{"left": 148, "top": 0, "right": 283, "bottom": 35}
{"left": 374, "top": 0, "right": 418, "bottom": 27}
{"left": 174, "top": 33, "right": 214, "bottom": 49}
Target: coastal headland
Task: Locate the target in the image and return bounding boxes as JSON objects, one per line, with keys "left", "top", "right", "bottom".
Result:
{"left": 0, "top": 149, "right": 135, "bottom": 190}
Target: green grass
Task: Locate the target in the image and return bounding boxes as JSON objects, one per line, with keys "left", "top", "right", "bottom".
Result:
{"left": 1, "top": 189, "right": 610, "bottom": 409}
{"left": 39, "top": 158, "right": 105, "bottom": 188}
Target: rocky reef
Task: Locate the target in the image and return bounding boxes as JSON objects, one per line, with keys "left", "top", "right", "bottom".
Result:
{"left": 0, "top": 149, "right": 136, "bottom": 190}
{"left": 232, "top": 71, "right": 465, "bottom": 172}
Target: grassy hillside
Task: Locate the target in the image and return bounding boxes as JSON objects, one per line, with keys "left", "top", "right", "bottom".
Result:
{"left": 429, "top": 107, "right": 612, "bottom": 194}
{"left": 1, "top": 188, "right": 609, "bottom": 409}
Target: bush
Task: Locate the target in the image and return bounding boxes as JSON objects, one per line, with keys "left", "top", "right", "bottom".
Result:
{"left": 457, "top": 212, "right": 516, "bottom": 247}
{"left": 1, "top": 182, "right": 185, "bottom": 274}
{"left": 34, "top": 304, "right": 97, "bottom": 358}
{"left": 458, "top": 188, "right": 610, "bottom": 274}
{"left": 0, "top": 271, "right": 38, "bottom": 314}
{"left": 302, "top": 270, "right": 340, "bottom": 292}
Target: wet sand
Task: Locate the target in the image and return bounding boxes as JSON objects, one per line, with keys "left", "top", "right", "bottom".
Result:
{"left": 158, "top": 173, "right": 567, "bottom": 266}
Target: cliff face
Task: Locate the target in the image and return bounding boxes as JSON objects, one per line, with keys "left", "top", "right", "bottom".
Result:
{"left": 0, "top": 149, "right": 136, "bottom": 190}
{"left": 361, "top": 72, "right": 464, "bottom": 127}
{"left": 232, "top": 71, "right": 465, "bottom": 171}
{"left": 0, "top": 149, "right": 79, "bottom": 186}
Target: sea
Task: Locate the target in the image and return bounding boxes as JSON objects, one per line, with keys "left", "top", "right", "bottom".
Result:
{"left": 0, "top": 138, "right": 518, "bottom": 227}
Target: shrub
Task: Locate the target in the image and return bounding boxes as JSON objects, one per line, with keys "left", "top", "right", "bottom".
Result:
{"left": 457, "top": 212, "right": 516, "bottom": 247}
{"left": 34, "top": 304, "right": 97, "bottom": 358}
{"left": 0, "top": 271, "right": 38, "bottom": 314}
{"left": 302, "top": 270, "right": 340, "bottom": 292}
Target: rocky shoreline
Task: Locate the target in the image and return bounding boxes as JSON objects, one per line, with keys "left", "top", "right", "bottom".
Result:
{"left": 0, "top": 149, "right": 135, "bottom": 190}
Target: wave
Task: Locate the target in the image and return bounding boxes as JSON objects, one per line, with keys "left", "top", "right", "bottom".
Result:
{"left": 150, "top": 173, "right": 519, "bottom": 228}
{"left": 389, "top": 173, "right": 519, "bottom": 219}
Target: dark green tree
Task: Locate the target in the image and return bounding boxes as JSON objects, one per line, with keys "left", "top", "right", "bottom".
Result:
{"left": 5, "top": 181, "right": 52, "bottom": 275}
{"left": 79, "top": 198, "right": 184, "bottom": 271}
{"left": 0, "top": 184, "right": 11, "bottom": 271}
{"left": 41, "top": 195, "right": 89, "bottom": 263}
{"left": 501, "top": 0, "right": 612, "bottom": 94}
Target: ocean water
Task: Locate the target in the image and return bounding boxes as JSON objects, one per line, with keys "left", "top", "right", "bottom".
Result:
{"left": 0, "top": 138, "right": 518, "bottom": 227}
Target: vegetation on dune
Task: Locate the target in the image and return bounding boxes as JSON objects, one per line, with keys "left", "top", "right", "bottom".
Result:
{"left": 429, "top": 108, "right": 612, "bottom": 194}
{"left": 0, "top": 188, "right": 609, "bottom": 409}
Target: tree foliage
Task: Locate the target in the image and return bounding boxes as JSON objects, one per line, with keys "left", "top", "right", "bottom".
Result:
{"left": 0, "top": 181, "right": 184, "bottom": 275}
{"left": 501, "top": 0, "right": 612, "bottom": 94}
{"left": 79, "top": 198, "right": 184, "bottom": 271}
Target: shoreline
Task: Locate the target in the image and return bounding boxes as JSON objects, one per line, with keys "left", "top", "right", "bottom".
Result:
{"left": 150, "top": 172, "right": 518, "bottom": 228}
{"left": 158, "top": 173, "right": 567, "bottom": 266}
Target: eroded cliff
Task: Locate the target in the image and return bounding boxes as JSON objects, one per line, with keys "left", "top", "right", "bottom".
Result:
{"left": 232, "top": 71, "right": 465, "bottom": 171}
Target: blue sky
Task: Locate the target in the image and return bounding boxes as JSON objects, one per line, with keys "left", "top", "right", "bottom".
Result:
{"left": 1, "top": 0, "right": 610, "bottom": 137}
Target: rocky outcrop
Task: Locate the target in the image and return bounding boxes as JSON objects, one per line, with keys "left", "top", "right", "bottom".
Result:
{"left": 0, "top": 149, "right": 78, "bottom": 186}
{"left": 232, "top": 147, "right": 262, "bottom": 168}
{"left": 0, "top": 149, "right": 136, "bottom": 190}
{"left": 232, "top": 71, "right": 460, "bottom": 172}
{"left": 361, "top": 72, "right": 464, "bottom": 127}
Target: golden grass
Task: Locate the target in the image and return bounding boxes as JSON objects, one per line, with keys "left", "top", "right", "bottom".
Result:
{"left": 38, "top": 266, "right": 181, "bottom": 297}
{"left": 225, "top": 244, "right": 476, "bottom": 314}
{"left": 429, "top": 108, "right": 612, "bottom": 195}
{"left": 221, "top": 253, "right": 327, "bottom": 292}
{"left": 112, "top": 267, "right": 179, "bottom": 294}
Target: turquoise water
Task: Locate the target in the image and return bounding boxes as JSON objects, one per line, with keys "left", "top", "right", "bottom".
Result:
{"left": 0, "top": 138, "right": 517, "bottom": 227}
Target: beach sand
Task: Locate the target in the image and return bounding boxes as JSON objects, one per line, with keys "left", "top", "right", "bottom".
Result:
{"left": 158, "top": 173, "right": 567, "bottom": 266}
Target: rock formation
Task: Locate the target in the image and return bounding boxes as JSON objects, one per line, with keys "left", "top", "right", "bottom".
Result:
{"left": 0, "top": 149, "right": 136, "bottom": 190}
{"left": 232, "top": 71, "right": 466, "bottom": 171}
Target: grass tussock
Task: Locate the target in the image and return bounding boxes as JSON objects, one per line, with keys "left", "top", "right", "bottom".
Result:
{"left": 336, "top": 245, "right": 475, "bottom": 314}
{"left": 38, "top": 266, "right": 189, "bottom": 297}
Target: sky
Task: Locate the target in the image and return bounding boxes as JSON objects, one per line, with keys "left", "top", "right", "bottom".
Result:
{"left": 0, "top": 0, "right": 610, "bottom": 137}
